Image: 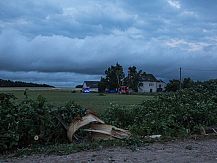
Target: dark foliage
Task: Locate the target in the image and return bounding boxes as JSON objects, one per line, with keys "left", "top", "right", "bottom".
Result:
{"left": 75, "top": 85, "right": 83, "bottom": 88}
{"left": 1, "top": 79, "right": 217, "bottom": 153}
{"left": 0, "top": 94, "right": 86, "bottom": 152}
{"left": 0, "top": 79, "right": 54, "bottom": 87}
{"left": 165, "top": 79, "right": 180, "bottom": 92}
{"left": 104, "top": 79, "right": 217, "bottom": 137}
{"left": 99, "top": 63, "right": 125, "bottom": 91}
{"left": 166, "top": 78, "right": 195, "bottom": 92}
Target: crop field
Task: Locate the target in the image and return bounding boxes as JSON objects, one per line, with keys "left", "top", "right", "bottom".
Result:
{"left": 0, "top": 87, "right": 151, "bottom": 113}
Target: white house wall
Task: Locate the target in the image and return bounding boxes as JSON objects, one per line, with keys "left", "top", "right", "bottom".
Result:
{"left": 138, "top": 81, "right": 166, "bottom": 93}
{"left": 138, "top": 82, "right": 157, "bottom": 93}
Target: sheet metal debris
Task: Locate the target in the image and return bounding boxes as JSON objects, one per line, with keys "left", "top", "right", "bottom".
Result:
{"left": 67, "top": 113, "right": 105, "bottom": 142}
{"left": 67, "top": 113, "right": 130, "bottom": 142}
{"left": 84, "top": 124, "right": 131, "bottom": 140}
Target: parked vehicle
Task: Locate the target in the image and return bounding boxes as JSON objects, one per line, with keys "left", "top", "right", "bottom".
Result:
{"left": 83, "top": 87, "right": 90, "bottom": 93}
{"left": 119, "top": 86, "right": 129, "bottom": 94}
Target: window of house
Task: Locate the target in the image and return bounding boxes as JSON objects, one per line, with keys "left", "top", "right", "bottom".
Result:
{"left": 149, "top": 83, "right": 154, "bottom": 86}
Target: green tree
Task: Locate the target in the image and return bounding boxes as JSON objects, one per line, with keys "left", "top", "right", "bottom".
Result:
{"left": 182, "top": 78, "right": 194, "bottom": 89}
{"left": 99, "top": 63, "right": 125, "bottom": 91}
{"left": 98, "top": 77, "right": 107, "bottom": 92}
{"left": 166, "top": 78, "right": 195, "bottom": 92}
{"left": 75, "top": 85, "right": 83, "bottom": 88}
{"left": 125, "top": 66, "right": 142, "bottom": 92}
{"left": 165, "top": 79, "right": 180, "bottom": 92}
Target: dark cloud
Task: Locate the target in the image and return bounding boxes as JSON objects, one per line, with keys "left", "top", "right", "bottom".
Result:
{"left": 0, "top": 0, "right": 217, "bottom": 86}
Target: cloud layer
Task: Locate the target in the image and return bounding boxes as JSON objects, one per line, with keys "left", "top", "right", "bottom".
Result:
{"left": 0, "top": 0, "right": 217, "bottom": 86}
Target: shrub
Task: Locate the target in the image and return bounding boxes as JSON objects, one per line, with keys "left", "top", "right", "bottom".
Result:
{"left": 1, "top": 79, "right": 217, "bottom": 152}
{"left": 71, "top": 90, "right": 76, "bottom": 93}
{"left": 104, "top": 81, "right": 217, "bottom": 137}
{"left": 0, "top": 94, "right": 87, "bottom": 152}
{"left": 0, "top": 93, "right": 19, "bottom": 151}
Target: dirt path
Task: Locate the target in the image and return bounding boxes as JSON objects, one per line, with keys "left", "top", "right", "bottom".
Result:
{"left": 2, "top": 138, "right": 217, "bottom": 163}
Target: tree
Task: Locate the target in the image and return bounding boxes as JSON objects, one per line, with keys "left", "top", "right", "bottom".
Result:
{"left": 75, "top": 85, "right": 83, "bottom": 88}
{"left": 124, "top": 66, "right": 142, "bottom": 92}
{"left": 165, "top": 78, "right": 195, "bottom": 92}
{"left": 98, "top": 77, "right": 107, "bottom": 92}
{"left": 182, "top": 78, "right": 194, "bottom": 89}
{"left": 165, "top": 79, "right": 180, "bottom": 92}
{"left": 99, "top": 63, "right": 125, "bottom": 91}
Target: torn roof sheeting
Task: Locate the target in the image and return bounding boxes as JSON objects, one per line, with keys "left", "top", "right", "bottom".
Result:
{"left": 67, "top": 113, "right": 105, "bottom": 142}
{"left": 84, "top": 124, "right": 131, "bottom": 140}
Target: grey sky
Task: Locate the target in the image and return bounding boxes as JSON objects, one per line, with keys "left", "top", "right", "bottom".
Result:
{"left": 0, "top": 0, "right": 217, "bottom": 86}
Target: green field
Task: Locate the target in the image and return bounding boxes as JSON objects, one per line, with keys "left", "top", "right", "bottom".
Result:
{"left": 0, "top": 88, "right": 152, "bottom": 113}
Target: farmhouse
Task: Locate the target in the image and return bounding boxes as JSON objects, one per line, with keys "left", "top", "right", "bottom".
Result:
{"left": 138, "top": 74, "right": 166, "bottom": 93}
{"left": 82, "top": 81, "right": 99, "bottom": 93}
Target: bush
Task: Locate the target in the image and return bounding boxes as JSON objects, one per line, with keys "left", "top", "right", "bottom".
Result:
{"left": 104, "top": 81, "right": 217, "bottom": 137}
{"left": 1, "top": 79, "right": 217, "bottom": 152}
{"left": 0, "top": 93, "right": 19, "bottom": 151}
{"left": 0, "top": 94, "right": 87, "bottom": 152}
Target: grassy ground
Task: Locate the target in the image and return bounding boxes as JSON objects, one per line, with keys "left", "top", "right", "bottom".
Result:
{"left": 0, "top": 88, "right": 152, "bottom": 113}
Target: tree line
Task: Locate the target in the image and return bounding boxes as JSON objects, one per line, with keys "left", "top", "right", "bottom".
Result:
{"left": 0, "top": 79, "right": 54, "bottom": 87}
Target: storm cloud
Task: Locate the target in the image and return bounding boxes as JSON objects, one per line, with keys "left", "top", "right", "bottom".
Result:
{"left": 0, "top": 0, "right": 217, "bottom": 86}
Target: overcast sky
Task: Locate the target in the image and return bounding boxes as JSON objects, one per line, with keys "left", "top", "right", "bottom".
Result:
{"left": 0, "top": 0, "right": 217, "bottom": 87}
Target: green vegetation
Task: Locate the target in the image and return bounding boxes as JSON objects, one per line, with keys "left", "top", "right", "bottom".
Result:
{"left": 99, "top": 63, "right": 125, "bottom": 91}
{"left": 1, "top": 79, "right": 217, "bottom": 155}
{"left": 165, "top": 77, "right": 195, "bottom": 92}
{"left": 0, "top": 89, "right": 150, "bottom": 113}
{"left": 104, "top": 80, "right": 217, "bottom": 137}
{"left": 0, "top": 92, "right": 151, "bottom": 153}
{"left": 0, "top": 94, "right": 87, "bottom": 152}
{"left": 0, "top": 79, "right": 54, "bottom": 87}
{"left": 99, "top": 63, "right": 156, "bottom": 92}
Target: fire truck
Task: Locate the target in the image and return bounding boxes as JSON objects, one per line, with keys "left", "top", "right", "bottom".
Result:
{"left": 119, "top": 86, "right": 129, "bottom": 94}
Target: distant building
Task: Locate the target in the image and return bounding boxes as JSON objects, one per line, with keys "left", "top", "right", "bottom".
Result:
{"left": 138, "top": 74, "right": 166, "bottom": 93}
{"left": 82, "top": 81, "right": 99, "bottom": 93}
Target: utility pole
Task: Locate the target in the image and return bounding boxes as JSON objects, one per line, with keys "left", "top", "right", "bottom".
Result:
{"left": 179, "top": 67, "right": 182, "bottom": 90}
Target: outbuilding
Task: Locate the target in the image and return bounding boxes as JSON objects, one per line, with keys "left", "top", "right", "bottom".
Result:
{"left": 82, "top": 81, "right": 99, "bottom": 93}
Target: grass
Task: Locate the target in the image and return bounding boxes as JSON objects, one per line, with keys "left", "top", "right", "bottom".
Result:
{"left": 0, "top": 88, "right": 152, "bottom": 113}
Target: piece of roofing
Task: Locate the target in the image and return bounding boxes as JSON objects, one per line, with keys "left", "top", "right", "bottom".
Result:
{"left": 84, "top": 124, "right": 131, "bottom": 140}
{"left": 67, "top": 113, "right": 105, "bottom": 142}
